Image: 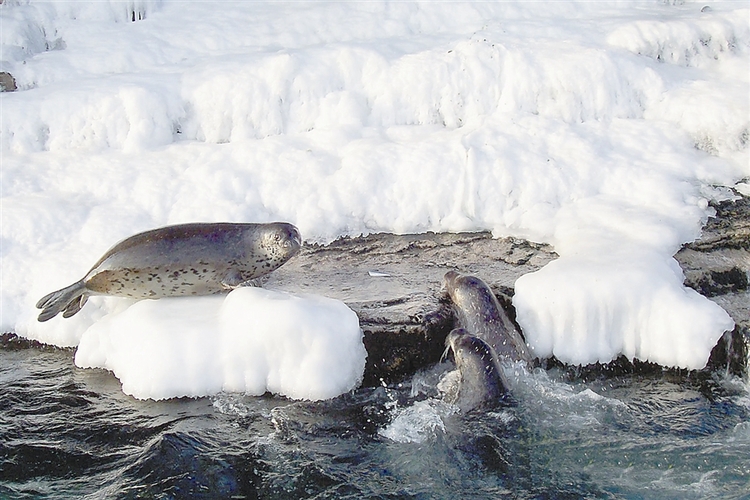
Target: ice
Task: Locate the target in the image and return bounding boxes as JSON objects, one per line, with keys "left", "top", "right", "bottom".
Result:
{"left": 74, "top": 287, "right": 366, "bottom": 401}
{"left": 514, "top": 250, "right": 735, "bottom": 368}
{"left": 2, "top": 1, "right": 749, "bottom": 400}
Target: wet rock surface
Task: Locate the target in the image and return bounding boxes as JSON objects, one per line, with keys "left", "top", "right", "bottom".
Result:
{"left": 678, "top": 196, "right": 750, "bottom": 306}
{"left": 678, "top": 196, "right": 750, "bottom": 377}
{"left": 268, "top": 195, "right": 750, "bottom": 385}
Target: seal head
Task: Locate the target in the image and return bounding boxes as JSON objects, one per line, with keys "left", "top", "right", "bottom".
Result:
{"left": 443, "top": 328, "right": 510, "bottom": 411}
{"left": 443, "top": 271, "right": 532, "bottom": 364}
{"left": 36, "top": 222, "right": 302, "bottom": 321}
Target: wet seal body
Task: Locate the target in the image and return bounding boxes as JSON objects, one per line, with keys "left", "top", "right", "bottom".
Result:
{"left": 443, "top": 328, "right": 510, "bottom": 411}
{"left": 443, "top": 271, "right": 532, "bottom": 364}
{"left": 36, "top": 222, "right": 302, "bottom": 321}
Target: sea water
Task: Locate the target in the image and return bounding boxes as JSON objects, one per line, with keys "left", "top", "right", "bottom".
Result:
{"left": 2, "top": 338, "right": 748, "bottom": 499}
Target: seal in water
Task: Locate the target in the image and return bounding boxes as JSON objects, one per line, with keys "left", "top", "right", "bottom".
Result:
{"left": 443, "top": 270, "right": 532, "bottom": 364}
{"left": 36, "top": 222, "right": 302, "bottom": 322}
{"left": 442, "top": 328, "right": 510, "bottom": 411}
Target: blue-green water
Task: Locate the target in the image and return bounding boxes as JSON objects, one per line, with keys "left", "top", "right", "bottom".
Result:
{"left": 1, "top": 338, "right": 749, "bottom": 499}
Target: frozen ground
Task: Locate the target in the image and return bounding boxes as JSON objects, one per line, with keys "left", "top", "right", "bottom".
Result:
{"left": 1, "top": 0, "right": 748, "bottom": 399}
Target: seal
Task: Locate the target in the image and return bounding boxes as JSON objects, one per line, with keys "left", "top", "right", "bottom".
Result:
{"left": 36, "top": 222, "right": 302, "bottom": 322}
{"left": 442, "top": 328, "right": 509, "bottom": 411}
{"left": 443, "top": 271, "right": 532, "bottom": 364}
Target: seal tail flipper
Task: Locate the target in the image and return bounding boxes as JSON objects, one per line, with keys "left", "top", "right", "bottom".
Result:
{"left": 62, "top": 294, "right": 88, "bottom": 318}
{"left": 36, "top": 281, "right": 88, "bottom": 322}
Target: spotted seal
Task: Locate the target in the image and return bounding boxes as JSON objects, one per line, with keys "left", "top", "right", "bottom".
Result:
{"left": 442, "top": 328, "right": 510, "bottom": 411}
{"left": 443, "top": 271, "right": 532, "bottom": 364}
{"left": 36, "top": 222, "right": 302, "bottom": 322}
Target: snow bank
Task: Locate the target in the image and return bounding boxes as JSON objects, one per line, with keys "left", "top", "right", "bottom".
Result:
{"left": 608, "top": 9, "right": 750, "bottom": 164}
{"left": 2, "top": 1, "right": 748, "bottom": 378}
{"left": 74, "top": 287, "right": 366, "bottom": 401}
{"left": 514, "top": 249, "right": 735, "bottom": 368}
{"left": 607, "top": 12, "right": 750, "bottom": 67}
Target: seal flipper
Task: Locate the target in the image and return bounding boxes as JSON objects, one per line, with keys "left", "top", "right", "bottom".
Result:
{"left": 221, "top": 270, "right": 261, "bottom": 289}
{"left": 220, "top": 269, "right": 244, "bottom": 290}
{"left": 62, "top": 294, "right": 88, "bottom": 318}
{"left": 36, "top": 281, "right": 88, "bottom": 322}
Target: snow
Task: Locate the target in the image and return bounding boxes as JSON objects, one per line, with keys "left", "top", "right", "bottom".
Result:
{"left": 1, "top": 1, "right": 748, "bottom": 398}
{"left": 514, "top": 248, "right": 735, "bottom": 367}
{"left": 74, "top": 287, "right": 366, "bottom": 401}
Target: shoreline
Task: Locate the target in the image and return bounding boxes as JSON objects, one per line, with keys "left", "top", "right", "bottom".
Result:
{"left": 3, "top": 194, "right": 748, "bottom": 387}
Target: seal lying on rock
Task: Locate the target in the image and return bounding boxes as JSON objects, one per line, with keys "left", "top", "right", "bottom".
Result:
{"left": 443, "top": 271, "right": 532, "bottom": 364}
{"left": 36, "top": 222, "right": 301, "bottom": 322}
{"left": 442, "top": 328, "right": 510, "bottom": 411}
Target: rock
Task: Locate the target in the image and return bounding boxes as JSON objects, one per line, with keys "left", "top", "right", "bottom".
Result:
{"left": 685, "top": 267, "right": 748, "bottom": 298}
{"left": 705, "top": 325, "right": 748, "bottom": 378}
{"left": 0, "top": 72, "right": 17, "bottom": 92}
{"left": 677, "top": 195, "right": 750, "bottom": 377}
{"left": 7, "top": 200, "right": 746, "bottom": 384}
{"left": 266, "top": 232, "right": 556, "bottom": 384}
{"left": 0, "top": 332, "right": 60, "bottom": 352}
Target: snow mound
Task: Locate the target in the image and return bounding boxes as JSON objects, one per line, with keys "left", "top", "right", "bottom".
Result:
{"left": 514, "top": 249, "right": 735, "bottom": 369}
{"left": 608, "top": 11, "right": 750, "bottom": 67}
{"left": 74, "top": 288, "right": 366, "bottom": 401}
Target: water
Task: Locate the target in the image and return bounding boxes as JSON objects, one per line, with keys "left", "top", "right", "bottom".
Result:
{"left": 2, "top": 336, "right": 749, "bottom": 499}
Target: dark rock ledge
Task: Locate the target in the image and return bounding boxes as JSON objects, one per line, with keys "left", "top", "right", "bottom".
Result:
{"left": 268, "top": 195, "right": 750, "bottom": 385}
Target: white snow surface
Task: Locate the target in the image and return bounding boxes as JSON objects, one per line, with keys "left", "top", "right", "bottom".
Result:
{"left": 2, "top": 1, "right": 749, "bottom": 398}
{"left": 74, "top": 287, "right": 366, "bottom": 401}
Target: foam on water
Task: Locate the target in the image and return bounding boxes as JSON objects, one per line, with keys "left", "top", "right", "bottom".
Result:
{"left": 382, "top": 359, "right": 625, "bottom": 445}
{"left": 379, "top": 399, "right": 458, "bottom": 444}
